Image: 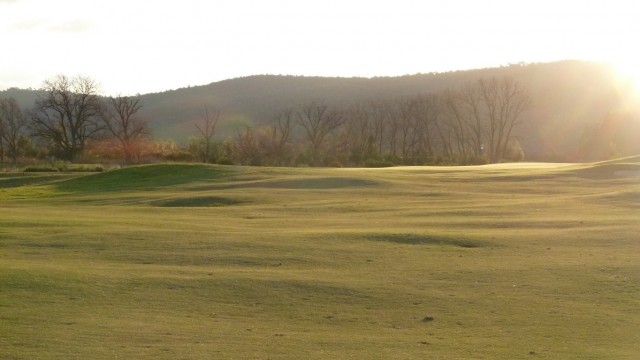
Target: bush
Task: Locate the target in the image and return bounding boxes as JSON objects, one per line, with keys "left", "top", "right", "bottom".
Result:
{"left": 216, "top": 157, "right": 234, "bottom": 165}
{"left": 66, "top": 165, "right": 104, "bottom": 172}
{"left": 23, "top": 165, "right": 104, "bottom": 173}
{"left": 464, "top": 155, "right": 487, "bottom": 165}
{"left": 503, "top": 140, "right": 525, "bottom": 162}
{"left": 364, "top": 158, "right": 395, "bottom": 168}
{"left": 163, "top": 151, "right": 193, "bottom": 162}
{"left": 23, "top": 166, "right": 59, "bottom": 172}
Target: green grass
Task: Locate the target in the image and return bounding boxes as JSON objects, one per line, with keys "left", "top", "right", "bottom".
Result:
{"left": 1, "top": 161, "right": 639, "bottom": 359}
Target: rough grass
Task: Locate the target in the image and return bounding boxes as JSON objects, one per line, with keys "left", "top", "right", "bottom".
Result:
{"left": 1, "top": 161, "right": 639, "bottom": 359}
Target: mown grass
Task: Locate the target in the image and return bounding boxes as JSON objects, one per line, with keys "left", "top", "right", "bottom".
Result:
{"left": 1, "top": 161, "right": 639, "bottom": 359}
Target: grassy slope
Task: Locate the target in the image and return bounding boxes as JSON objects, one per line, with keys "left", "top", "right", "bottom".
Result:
{"left": 1, "top": 162, "right": 639, "bottom": 359}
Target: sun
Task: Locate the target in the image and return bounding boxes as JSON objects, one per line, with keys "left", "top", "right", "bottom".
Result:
{"left": 610, "top": 59, "right": 640, "bottom": 101}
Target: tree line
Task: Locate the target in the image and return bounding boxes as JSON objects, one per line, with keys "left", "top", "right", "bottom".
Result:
{"left": 1, "top": 75, "right": 152, "bottom": 165}
{"left": 0, "top": 74, "right": 530, "bottom": 167}
{"left": 193, "top": 76, "right": 530, "bottom": 167}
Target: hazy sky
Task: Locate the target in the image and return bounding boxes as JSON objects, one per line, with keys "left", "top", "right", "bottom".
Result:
{"left": 1, "top": 0, "right": 639, "bottom": 95}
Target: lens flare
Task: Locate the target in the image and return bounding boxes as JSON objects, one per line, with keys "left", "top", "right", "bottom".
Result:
{"left": 610, "top": 60, "right": 640, "bottom": 101}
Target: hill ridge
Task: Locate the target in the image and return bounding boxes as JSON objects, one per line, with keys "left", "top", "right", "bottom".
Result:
{"left": 2, "top": 60, "right": 639, "bottom": 161}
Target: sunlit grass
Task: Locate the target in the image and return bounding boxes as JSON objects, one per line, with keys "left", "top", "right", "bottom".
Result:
{"left": 1, "top": 161, "right": 639, "bottom": 359}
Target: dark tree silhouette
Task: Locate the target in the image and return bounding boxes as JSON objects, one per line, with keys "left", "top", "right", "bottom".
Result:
{"left": 477, "top": 77, "right": 531, "bottom": 162}
{"left": 105, "top": 95, "right": 148, "bottom": 163}
{"left": 194, "top": 106, "right": 221, "bottom": 163}
{"left": 266, "top": 109, "right": 295, "bottom": 166}
{"left": 296, "top": 102, "right": 344, "bottom": 165}
{"left": 29, "top": 75, "right": 105, "bottom": 161}
{"left": 0, "top": 97, "right": 27, "bottom": 164}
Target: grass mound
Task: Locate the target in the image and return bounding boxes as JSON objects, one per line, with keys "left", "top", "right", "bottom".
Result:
{"left": 54, "top": 163, "right": 235, "bottom": 192}
{"left": 573, "top": 162, "right": 640, "bottom": 179}
{"left": 588, "top": 189, "right": 640, "bottom": 207}
{"left": 0, "top": 173, "right": 79, "bottom": 189}
{"left": 594, "top": 155, "right": 640, "bottom": 165}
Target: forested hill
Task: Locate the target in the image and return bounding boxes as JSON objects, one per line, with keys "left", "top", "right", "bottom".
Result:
{"left": 110, "top": 60, "right": 640, "bottom": 161}
{"left": 136, "top": 69, "right": 500, "bottom": 140}
{"left": 2, "top": 60, "right": 639, "bottom": 161}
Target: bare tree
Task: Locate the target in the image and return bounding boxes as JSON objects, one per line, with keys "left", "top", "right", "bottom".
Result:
{"left": 234, "top": 125, "right": 262, "bottom": 166}
{"left": 343, "top": 102, "right": 375, "bottom": 165}
{"left": 411, "top": 94, "right": 440, "bottom": 159}
{"left": 194, "top": 106, "right": 221, "bottom": 163}
{"left": 384, "top": 100, "right": 402, "bottom": 158}
{"left": 396, "top": 97, "right": 420, "bottom": 160}
{"left": 427, "top": 94, "right": 450, "bottom": 158}
{"left": 29, "top": 75, "right": 105, "bottom": 161}
{"left": 0, "top": 101, "right": 4, "bottom": 163}
{"left": 105, "top": 95, "right": 148, "bottom": 163}
{"left": 0, "top": 105, "right": 3, "bottom": 163}
{"left": 441, "top": 90, "right": 469, "bottom": 157}
{"left": 478, "top": 77, "right": 530, "bottom": 162}
{"left": 0, "top": 98, "right": 27, "bottom": 164}
{"left": 436, "top": 77, "right": 530, "bottom": 163}
{"left": 266, "top": 109, "right": 295, "bottom": 165}
{"left": 369, "top": 100, "right": 389, "bottom": 155}
{"left": 458, "top": 82, "right": 486, "bottom": 158}
{"left": 296, "top": 102, "right": 344, "bottom": 165}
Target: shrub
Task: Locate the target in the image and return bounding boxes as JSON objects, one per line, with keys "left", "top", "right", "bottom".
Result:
{"left": 23, "top": 165, "right": 104, "bottom": 173}
{"left": 464, "top": 155, "right": 487, "bottom": 165}
{"left": 163, "top": 151, "right": 193, "bottom": 162}
{"left": 216, "top": 157, "right": 234, "bottom": 165}
{"left": 23, "top": 166, "right": 59, "bottom": 172}
{"left": 67, "top": 165, "right": 104, "bottom": 172}
{"left": 364, "top": 158, "right": 395, "bottom": 168}
{"left": 503, "top": 140, "right": 525, "bottom": 162}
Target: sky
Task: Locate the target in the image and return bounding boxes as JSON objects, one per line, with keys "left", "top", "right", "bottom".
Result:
{"left": 1, "top": 0, "right": 639, "bottom": 95}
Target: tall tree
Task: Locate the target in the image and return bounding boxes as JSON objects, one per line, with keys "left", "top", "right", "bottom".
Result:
{"left": 477, "top": 77, "right": 531, "bottom": 162}
{"left": 194, "top": 106, "right": 221, "bottom": 163}
{"left": 343, "top": 102, "right": 375, "bottom": 165}
{"left": 458, "top": 82, "right": 486, "bottom": 158}
{"left": 296, "top": 102, "right": 344, "bottom": 165}
{"left": 369, "top": 100, "right": 389, "bottom": 156}
{"left": 265, "top": 109, "right": 295, "bottom": 166}
{"left": 105, "top": 95, "right": 148, "bottom": 163}
{"left": 411, "top": 94, "right": 440, "bottom": 159}
{"left": 0, "top": 101, "right": 4, "bottom": 163}
{"left": 441, "top": 90, "right": 469, "bottom": 157}
{"left": 0, "top": 97, "right": 27, "bottom": 164}
{"left": 29, "top": 75, "right": 105, "bottom": 161}
{"left": 396, "top": 97, "right": 418, "bottom": 160}
{"left": 233, "top": 125, "right": 261, "bottom": 166}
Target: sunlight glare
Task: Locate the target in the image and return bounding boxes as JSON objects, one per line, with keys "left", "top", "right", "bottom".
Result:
{"left": 611, "top": 58, "right": 640, "bottom": 101}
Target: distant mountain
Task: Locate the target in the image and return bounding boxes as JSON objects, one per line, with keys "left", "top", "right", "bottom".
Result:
{"left": 2, "top": 60, "right": 639, "bottom": 161}
{"left": 135, "top": 71, "right": 490, "bottom": 140}
{"left": 0, "top": 87, "right": 45, "bottom": 110}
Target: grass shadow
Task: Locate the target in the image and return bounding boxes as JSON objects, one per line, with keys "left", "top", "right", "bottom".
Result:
{"left": 152, "top": 195, "right": 245, "bottom": 207}
{"left": 365, "top": 233, "right": 482, "bottom": 248}
{"left": 223, "top": 177, "right": 381, "bottom": 190}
